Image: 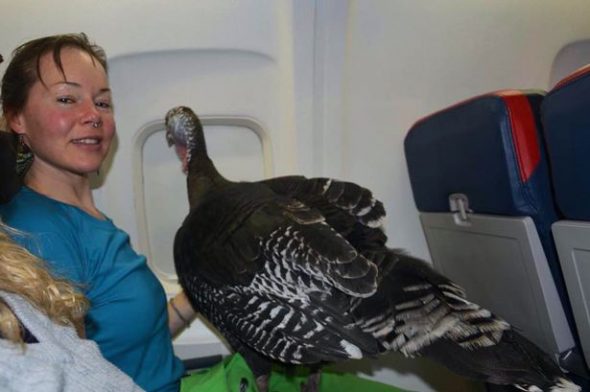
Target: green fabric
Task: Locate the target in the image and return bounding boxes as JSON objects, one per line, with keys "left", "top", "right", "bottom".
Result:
{"left": 180, "top": 354, "right": 409, "bottom": 392}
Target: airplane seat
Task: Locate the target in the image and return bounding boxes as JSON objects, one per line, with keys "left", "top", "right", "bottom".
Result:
{"left": 404, "top": 90, "right": 584, "bottom": 374}
{"left": 542, "top": 64, "right": 590, "bottom": 369}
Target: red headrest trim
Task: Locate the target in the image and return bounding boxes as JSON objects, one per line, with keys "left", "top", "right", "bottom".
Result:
{"left": 554, "top": 63, "right": 590, "bottom": 90}
{"left": 499, "top": 91, "right": 540, "bottom": 182}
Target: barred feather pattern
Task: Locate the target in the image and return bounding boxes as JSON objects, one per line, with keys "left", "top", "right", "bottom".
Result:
{"left": 353, "top": 268, "right": 510, "bottom": 358}
{"left": 262, "top": 177, "right": 386, "bottom": 231}
{"left": 180, "top": 236, "right": 375, "bottom": 365}
{"left": 514, "top": 378, "right": 581, "bottom": 392}
{"left": 260, "top": 223, "right": 377, "bottom": 297}
{"left": 317, "top": 178, "right": 385, "bottom": 228}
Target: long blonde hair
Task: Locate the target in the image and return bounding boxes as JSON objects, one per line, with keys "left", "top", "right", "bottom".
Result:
{"left": 0, "top": 223, "right": 88, "bottom": 342}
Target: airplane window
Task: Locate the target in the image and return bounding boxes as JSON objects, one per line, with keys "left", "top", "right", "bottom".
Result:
{"left": 134, "top": 118, "right": 271, "bottom": 281}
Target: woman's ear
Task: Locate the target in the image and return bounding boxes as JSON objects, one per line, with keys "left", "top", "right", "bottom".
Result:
{"left": 6, "top": 111, "right": 25, "bottom": 135}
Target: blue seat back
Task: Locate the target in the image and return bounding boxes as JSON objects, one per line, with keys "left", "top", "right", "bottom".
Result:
{"left": 542, "top": 65, "right": 590, "bottom": 375}
{"left": 542, "top": 65, "right": 590, "bottom": 220}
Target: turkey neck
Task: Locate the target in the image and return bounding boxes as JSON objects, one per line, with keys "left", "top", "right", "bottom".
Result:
{"left": 186, "top": 153, "right": 231, "bottom": 210}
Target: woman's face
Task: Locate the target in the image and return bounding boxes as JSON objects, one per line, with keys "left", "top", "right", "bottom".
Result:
{"left": 9, "top": 47, "right": 115, "bottom": 177}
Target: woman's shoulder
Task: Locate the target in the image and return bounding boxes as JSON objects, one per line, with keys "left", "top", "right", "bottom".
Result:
{"left": 0, "top": 187, "right": 76, "bottom": 234}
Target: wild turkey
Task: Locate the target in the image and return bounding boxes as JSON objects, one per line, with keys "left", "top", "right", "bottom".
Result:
{"left": 165, "top": 106, "right": 580, "bottom": 392}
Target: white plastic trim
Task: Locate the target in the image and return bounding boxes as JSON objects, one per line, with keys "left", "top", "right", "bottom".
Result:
{"left": 132, "top": 115, "right": 274, "bottom": 283}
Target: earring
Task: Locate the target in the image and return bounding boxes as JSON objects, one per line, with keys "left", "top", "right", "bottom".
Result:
{"left": 16, "top": 134, "right": 33, "bottom": 176}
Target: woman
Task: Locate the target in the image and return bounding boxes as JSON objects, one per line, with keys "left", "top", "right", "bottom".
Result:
{"left": 0, "top": 33, "right": 194, "bottom": 392}
{"left": 0, "top": 222, "right": 142, "bottom": 391}
{"left": 0, "top": 33, "right": 408, "bottom": 392}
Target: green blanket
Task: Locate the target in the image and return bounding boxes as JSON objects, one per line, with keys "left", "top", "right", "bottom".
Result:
{"left": 181, "top": 354, "right": 409, "bottom": 392}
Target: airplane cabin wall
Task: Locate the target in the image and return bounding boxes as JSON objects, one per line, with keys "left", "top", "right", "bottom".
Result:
{"left": 3, "top": 1, "right": 590, "bottom": 391}
{"left": 317, "top": 1, "right": 590, "bottom": 261}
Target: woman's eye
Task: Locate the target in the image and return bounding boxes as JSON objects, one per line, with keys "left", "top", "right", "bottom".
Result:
{"left": 57, "top": 97, "right": 75, "bottom": 104}
{"left": 96, "top": 101, "right": 112, "bottom": 109}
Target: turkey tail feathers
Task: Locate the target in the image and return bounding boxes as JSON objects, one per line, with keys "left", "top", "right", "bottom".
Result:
{"left": 423, "top": 330, "right": 580, "bottom": 391}
{"left": 546, "top": 378, "right": 582, "bottom": 392}
{"left": 351, "top": 253, "right": 579, "bottom": 390}
{"left": 355, "top": 255, "right": 510, "bottom": 357}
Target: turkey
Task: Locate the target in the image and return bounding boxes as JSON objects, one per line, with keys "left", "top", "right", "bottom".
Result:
{"left": 165, "top": 105, "right": 580, "bottom": 392}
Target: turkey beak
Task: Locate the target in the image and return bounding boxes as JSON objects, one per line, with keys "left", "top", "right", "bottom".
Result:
{"left": 165, "top": 130, "right": 175, "bottom": 147}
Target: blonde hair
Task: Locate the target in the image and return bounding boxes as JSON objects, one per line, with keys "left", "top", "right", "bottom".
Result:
{"left": 0, "top": 223, "right": 88, "bottom": 343}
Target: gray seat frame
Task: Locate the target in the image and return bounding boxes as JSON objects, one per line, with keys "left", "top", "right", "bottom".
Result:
{"left": 553, "top": 221, "right": 590, "bottom": 366}
{"left": 420, "top": 211, "right": 574, "bottom": 358}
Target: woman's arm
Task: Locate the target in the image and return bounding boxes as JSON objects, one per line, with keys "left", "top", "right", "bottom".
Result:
{"left": 168, "top": 291, "right": 197, "bottom": 337}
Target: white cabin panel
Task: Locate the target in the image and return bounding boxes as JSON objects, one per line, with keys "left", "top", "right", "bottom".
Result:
{"left": 4, "top": 1, "right": 590, "bottom": 391}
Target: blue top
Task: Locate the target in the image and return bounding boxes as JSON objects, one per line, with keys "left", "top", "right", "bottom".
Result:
{"left": 0, "top": 187, "right": 184, "bottom": 392}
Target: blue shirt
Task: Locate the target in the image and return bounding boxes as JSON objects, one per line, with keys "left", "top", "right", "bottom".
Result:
{"left": 0, "top": 187, "right": 184, "bottom": 392}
